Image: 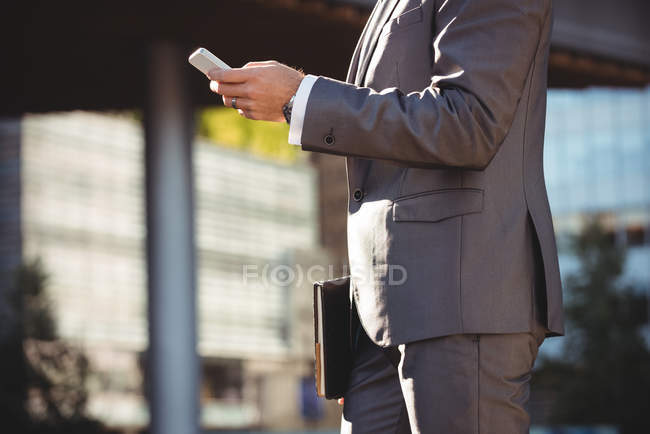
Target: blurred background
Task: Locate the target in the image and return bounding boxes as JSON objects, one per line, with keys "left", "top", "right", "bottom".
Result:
{"left": 0, "top": 0, "right": 649, "bottom": 433}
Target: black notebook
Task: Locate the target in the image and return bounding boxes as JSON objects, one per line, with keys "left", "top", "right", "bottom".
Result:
{"left": 313, "top": 276, "right": 352, "bottom": 399}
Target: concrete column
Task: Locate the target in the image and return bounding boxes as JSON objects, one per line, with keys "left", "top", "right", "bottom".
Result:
{"left": 144, "top": 42, "right": 199, "bottom": 434}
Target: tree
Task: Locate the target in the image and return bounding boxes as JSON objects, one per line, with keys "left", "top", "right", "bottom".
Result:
{"left": 0, "top": 260, "right": 114, "bottom": 433}
{"left": 533, "top": 219, "right": 650, "bottom": 433}
{"left": 197, "top": 107, "right": 301, "bottom": 163}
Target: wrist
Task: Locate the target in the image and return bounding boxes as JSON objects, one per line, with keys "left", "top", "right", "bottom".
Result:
{"left": 283, "top": 93, "right": 296, "bottom": 124}
{"left": 282, "top": 71, "right": 304, "bottom": 124}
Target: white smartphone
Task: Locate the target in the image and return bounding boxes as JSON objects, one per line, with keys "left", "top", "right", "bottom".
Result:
{"left": 188, "top": 48, "right": 231, "bottom": 76}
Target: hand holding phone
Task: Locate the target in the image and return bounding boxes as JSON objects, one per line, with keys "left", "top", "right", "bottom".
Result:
{"left": 188, "top": 48, "right": 231, "bottom": 77}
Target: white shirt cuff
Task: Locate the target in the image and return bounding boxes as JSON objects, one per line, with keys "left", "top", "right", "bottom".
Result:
{"left": 288, "top": 74, "right": 318, "bottom": 146}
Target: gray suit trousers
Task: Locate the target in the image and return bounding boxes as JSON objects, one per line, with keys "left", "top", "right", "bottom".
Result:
{"left": 341, "top": 316, "right": 546, "bottom": 433}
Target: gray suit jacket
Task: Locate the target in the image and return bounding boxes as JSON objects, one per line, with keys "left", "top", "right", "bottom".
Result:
{"left": 301, "top": 0, "right": 564, "bottom": 346}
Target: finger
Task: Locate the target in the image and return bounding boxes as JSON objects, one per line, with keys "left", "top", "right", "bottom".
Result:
{"left": 210, "top": 81, "right": 249, "bottom": 98}
{"left": 208, "top": 67, "right": 254, "bottom": 83}
{"left": 238, "top": 109, "right": 256, "bottom": 120}
{"left": 244, "top": 60, "right": 276, "bottom": 68}
{"left": 222, "top": 96, "right": 254, "bottom": 110}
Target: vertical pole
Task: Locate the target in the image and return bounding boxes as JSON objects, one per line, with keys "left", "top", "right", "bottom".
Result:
{"left": 0, "top": 119, "right": 26, "bottom": 425}
{"left": 144, "top": 42, "right": 199, "bottom": 434}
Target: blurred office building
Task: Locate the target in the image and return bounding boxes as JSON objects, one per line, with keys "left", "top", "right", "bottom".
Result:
{"left": 0, "top": 111, "right": 340, "bottom": 431}
{"left": 545, "top": 87, "right": 650, "bottom": 282}
{"left": 540, "top": 86, "right": 650, "bottom": 357}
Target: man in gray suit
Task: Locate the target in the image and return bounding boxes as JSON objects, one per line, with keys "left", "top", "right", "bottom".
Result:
{"left": 209, "top": 0, "right": 564, "bottom": 431}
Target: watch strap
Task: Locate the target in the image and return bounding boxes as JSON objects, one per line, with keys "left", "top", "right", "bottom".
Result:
{"left": 283, "top": 94, "right": 296, "bottom": 124}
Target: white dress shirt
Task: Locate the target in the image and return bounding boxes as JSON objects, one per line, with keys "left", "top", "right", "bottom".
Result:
{"left": 288, "top": 74, "right": 319, "bottom": 146}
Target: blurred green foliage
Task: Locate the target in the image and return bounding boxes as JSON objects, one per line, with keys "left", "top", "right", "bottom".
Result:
{"left": 0, "top": 260, "right": 115, "bottom": 433}
{"left": 197, "top": 107, "right": 301, "bottom": 164}
{"left": 534, "top": 218, "right": 650, "bottom": 434}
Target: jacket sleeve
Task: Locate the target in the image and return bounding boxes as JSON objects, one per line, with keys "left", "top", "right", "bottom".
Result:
{"left": 299, "top": 0, "right": 550, "bottom": 170}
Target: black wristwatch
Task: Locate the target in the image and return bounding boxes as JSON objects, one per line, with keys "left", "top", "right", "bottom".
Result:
{"left": 282, "top": 94, "right": 296, "bottom": 124}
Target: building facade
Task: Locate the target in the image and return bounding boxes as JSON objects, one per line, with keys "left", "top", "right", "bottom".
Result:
{"left": 0, "top": 111, "right": 339, "bottom": 431}
{"left": 541, "top": 86, "right": 650, "bottom": 354}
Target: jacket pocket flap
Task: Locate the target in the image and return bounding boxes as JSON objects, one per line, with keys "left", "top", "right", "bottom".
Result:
{"left": 392, "top": 188, "right": 484, "bottom": 222}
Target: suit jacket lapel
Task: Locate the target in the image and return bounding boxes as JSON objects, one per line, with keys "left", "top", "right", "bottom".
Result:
{"left": 355, "top": 0, "right": 400, "bottom": 86}
{"left": 347, "top": 1, "right": 399, "bottom": 190}
{"left": 346, "top": 1, "right": 383, "bottom": 83}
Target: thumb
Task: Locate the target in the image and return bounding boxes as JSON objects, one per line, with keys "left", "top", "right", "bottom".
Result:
{"left": 244, "top": 60, "right": 276, "bottom": 68}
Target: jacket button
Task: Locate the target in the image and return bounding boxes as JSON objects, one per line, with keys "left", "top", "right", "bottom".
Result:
{"left": 323, "top": 134, "right": 335, "bottom": 145}
{"left": 353, "top": 188, "right": 364, "bottom": 202}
